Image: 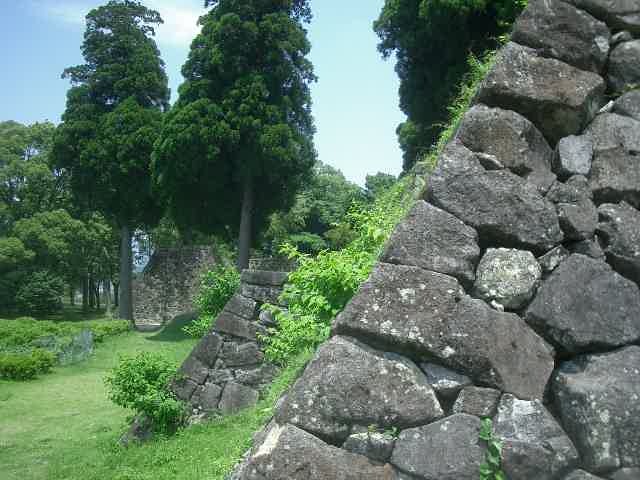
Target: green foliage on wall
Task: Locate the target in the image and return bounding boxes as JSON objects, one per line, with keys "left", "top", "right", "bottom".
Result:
{"left": 183, "top": 265, "right": 241, "bottom": 338}
{"left": 261, "top": 175, "right": 422, "bottom": 364}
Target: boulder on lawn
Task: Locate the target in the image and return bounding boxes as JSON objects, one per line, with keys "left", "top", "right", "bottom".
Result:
{"left": 553, "top": 346, "right": 640, "bottom": 473}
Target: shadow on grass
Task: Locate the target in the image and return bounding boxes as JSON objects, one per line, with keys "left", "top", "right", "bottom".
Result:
{"left": 146, "top": 313, "right": 197, "bottom": 343}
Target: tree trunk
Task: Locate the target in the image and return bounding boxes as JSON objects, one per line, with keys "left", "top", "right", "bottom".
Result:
{"left": 69, "top": 287, "right": 75, "bottom": 306}
{"left": 82, "top": 276, "right": 89, "bottom": 312}
{"left": 237, "top": 175, "right": 254, "bottom": 272}
{"left": 118, "top": 224, "right": 134, "bottom": 322}
{"left": 95, "top": 282, "right": 101, "bottom": 310}
{"left": 89, "top": 275, "right": 96, "bottom": 309}
{"left": 104, "top": 280, "right": 112, "bottom": 317}
{"left": 113, "top": 281, "right": 119, "bottom": 308}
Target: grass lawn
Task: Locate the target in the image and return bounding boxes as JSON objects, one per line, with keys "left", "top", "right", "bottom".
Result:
{"left": 0, "top": 313, "right": 309, "bottom": 480}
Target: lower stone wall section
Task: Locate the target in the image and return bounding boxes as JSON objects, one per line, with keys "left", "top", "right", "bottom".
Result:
{"left": 230, "top": 1, "right": 640, "bottom": 479}
{"left": 133, "top": 246, "right": 219, "bottom": 330}
{"left": 172, "top": 270, "right": 288, "bottom": 419}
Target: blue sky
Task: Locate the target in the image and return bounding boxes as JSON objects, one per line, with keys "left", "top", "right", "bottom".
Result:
{"left": 0, "top": 0, "right": 405, "bottom": 185}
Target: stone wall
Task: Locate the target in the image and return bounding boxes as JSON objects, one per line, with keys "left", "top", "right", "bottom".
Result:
{"left": 230, "top": 1, "right": 640, "bottom": 479}
{"left": 171, "top": 269, "right": 289, "bottom": 419}
{"left": 133, "top": 246, "right": 218, "bottom": 330}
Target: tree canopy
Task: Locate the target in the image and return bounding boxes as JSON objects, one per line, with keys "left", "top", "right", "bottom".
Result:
{"left": 374, "top": 0, "right": 526, "bottom": 170}
{"left": 153, "top": 0, "right": 317, "bottom": 270}
{"left": 51, "top": 0, "right": 170, "bottom": 320}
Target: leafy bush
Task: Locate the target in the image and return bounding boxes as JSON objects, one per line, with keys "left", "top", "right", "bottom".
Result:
{"left": 15, "top": 270, "right": 65, "bottom": 315}
{"left": 0, "top": 348, "right": 55, "bottom": 380}
{"left": 105, "top": 352, "right": 186, "bottom": 433}
{"left": 0, "top": 317, "right": 130, "bottom": 351}
{"left": 183, "top": 265, "right": 240, "bottom": 338}
{"left": 262, "top": 179, "right": 419, "bottom": 364}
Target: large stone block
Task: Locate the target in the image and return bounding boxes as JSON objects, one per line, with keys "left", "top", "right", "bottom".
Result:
{"left": 614, "top": 90, "right": 640, "bottom": 122}
{"left": 218, "top": 382, "right": 259, "bottom": 414}
{"left": 452, "top": 386, "right": 501, "bottom": 418}
{"left": 275, "top": 335, "right": 443, "bottom": 443}
{"left": 220, "top": 341, "right": 264, "bottom": 367}
{"left": 224, "top": 294, "right": 259, "bottom": 320}
{"left": 494, "top": 394, "right": 579, "bottom": 480}
{"left": 473, "top": 248, "right": 542, "bottom": 310}
{"left": 512, "top": 0, "right": 610, "bottom": 73}
{"left": 563, "top": 470, "right": 606, "bottom": 480}
{"left": 475, "top": 42, "right": 605, "bottom": 144}
{"left": 191, "top": 332, "right": 222, "bottom": 368}
{"left": 586, "top": 113, "right": 640, "bottom": 208}
{"left": 231, "top": 423, "right": 396, "bottom": 480}
{"left": 565, "top": 0, "right": 640, "bottom": 34}
{"left": 455, "top": 104, "right": 554, "bottom": 183}
{"left": 380, "top": 200, "right": 480, "bottom": 287}
{"left": 526, "top": 254, "right": 640, "bottom": 353}
{"left": 334, "top": 262, "right": 554, "bottom": 399}
{"left": 240, "top": 270, "right": 288, "bottom": 287}
{"left": 553, "top": 346, "right": 640, "bottom": 473}
{"left": 554, "top": 136, "right": 594, "bottom": 180}
{"left": 608, "top": 40, "right": 640, "bottom": 93}
{"left": 214, "top": 311, "right": 264, "bottom": 341}
{"left": 427, "top": 142, "right": 563, "bottom": 254}
{"left": 391, "top": 414, "right": 485, "bottom": 480}
{"left": 598, "top": 202, "right": 640, "bottom": 285}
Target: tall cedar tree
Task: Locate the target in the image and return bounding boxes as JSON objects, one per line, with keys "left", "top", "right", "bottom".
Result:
{"left": 51, "top": 1, "right": 169, "bottom": 320}
{"left": 153, "top": 0, "right": 316, "bottom": 270}
{"left": 374, "top": 0, "right": 526, "bottom": 170}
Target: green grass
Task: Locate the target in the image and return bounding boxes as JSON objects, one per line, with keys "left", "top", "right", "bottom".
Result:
{"left": 0, "top": 314, "right": 311, "bottom": 480}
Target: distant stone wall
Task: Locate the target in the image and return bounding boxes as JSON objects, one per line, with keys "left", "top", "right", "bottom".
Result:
{"left": 133, "top": 246, "right": 219, "bottom": 330}
{"left": 171, "top": 269, "right": 290, "bottom": 419}
{"left": 231, "top": 1, "right": 640, "bottom": 479}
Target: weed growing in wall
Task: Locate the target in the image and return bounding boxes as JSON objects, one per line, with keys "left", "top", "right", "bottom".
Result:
{"left": 183, "top": 265, "right": 240, "bottom": 338}
{"left": 423, "top": 49, "right": 499, "bottom": 168}
{"left": 479, "top": 418, "right": 507, "bottom": 480}
{"left": 261, "top": 178, "right": 420, "bottom": 364}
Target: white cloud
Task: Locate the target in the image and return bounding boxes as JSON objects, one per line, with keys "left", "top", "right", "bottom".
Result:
{"left": 37, "top": 0, "right": 203, "bottom": 48}
{"left": 146, "top": 0, "right": 202, "bottom": 48}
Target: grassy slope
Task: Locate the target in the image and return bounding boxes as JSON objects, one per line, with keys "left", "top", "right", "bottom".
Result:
{"left": 0, "top": 316, "right": 197, "bottom": 480}
{"left": 0, "top": 312, "right": 309, "bottom": 480}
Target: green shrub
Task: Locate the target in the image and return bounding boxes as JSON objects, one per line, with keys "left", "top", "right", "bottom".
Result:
{"left": 105, "top": 352, "right": 186, "bottom": 433}
{"left": 0, "top": 317, "right": 130, "bottom": 351}
{"left": 0, "top": 348, "right": 55, "bottom": 380}
{"left": 183, "top": 265, "right": 240, "bottom": 338}
{"left": 262, "top": 180, "right": 418, "bottom": 364}
{"left": 15, "top": 271, "right": 65, "bottom": 316}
